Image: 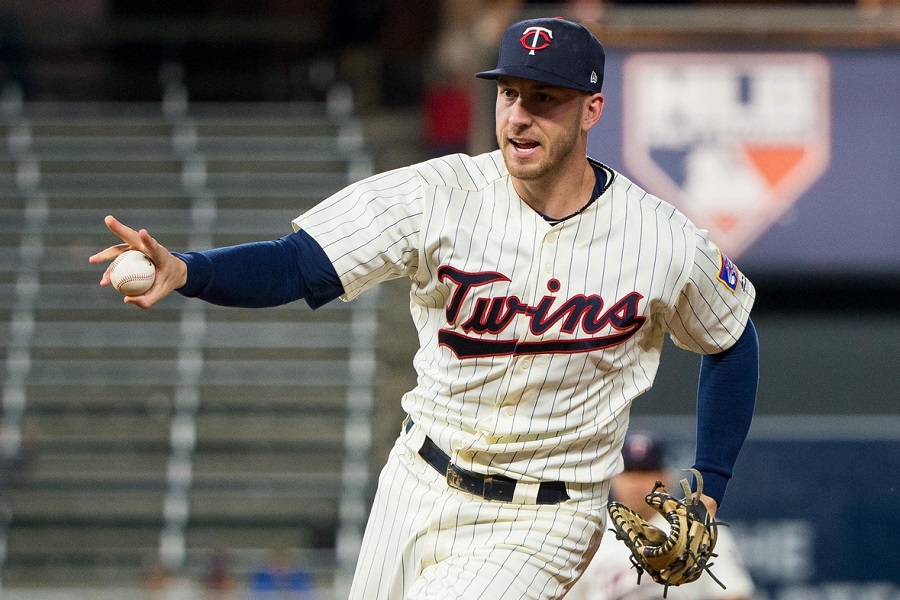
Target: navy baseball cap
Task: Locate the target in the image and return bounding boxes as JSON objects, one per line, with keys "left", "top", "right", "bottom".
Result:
{"left": 621, "top": 431, "right": 666, "bottom": 472}
{"left": 476, "top": 17, "right": 605, "bottom": 93}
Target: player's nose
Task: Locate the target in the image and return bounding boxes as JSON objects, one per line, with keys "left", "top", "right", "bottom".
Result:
{"left": 507, "top": 98, "right": 534, "bottom": 126}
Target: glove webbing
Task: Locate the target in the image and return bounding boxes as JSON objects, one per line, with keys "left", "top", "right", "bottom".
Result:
{"left": 606, "top": 469, "right": 727, "bottom": 598}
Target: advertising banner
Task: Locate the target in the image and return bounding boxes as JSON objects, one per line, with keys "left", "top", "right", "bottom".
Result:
{"left": 588, "top": 49, "right": 900, "bottom": 275}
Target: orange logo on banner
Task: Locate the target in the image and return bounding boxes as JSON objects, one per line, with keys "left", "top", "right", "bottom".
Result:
{"left": 744, "top": 146, "right": 806, "bottom": 188}
{"left": 622, "top": 53, "right": 831, "bottom": 257}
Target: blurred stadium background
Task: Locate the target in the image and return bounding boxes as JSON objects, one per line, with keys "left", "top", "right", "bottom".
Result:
{"left": 0, "top": 1, "right": 897, "bottom": 599}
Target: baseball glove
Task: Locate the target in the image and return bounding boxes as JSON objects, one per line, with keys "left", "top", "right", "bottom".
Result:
{"left": 606, "top": 469, "right": 725, "bottom": 597}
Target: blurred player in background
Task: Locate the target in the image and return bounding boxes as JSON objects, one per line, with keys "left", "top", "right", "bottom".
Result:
{"left": 569, "top": 431, "right": 755, "bottom": 600}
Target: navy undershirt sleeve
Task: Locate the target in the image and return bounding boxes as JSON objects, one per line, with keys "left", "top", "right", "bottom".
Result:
{"left": 173, "top": 230, "right": 343, "bottom": 309}
{"left": 692, "top": 318, "right": 759, "bottom": 506}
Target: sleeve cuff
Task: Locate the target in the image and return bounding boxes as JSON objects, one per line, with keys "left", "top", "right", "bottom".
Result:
{"left": 172, "top": 252, "right": 213, "bottom": 298}
{"left": 692, "top": 468, "right": 729, "bottom": 507}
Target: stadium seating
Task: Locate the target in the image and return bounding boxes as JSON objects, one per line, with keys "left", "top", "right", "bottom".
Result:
{"left": 0, "top": 95, "right": 380, "bottom": 590}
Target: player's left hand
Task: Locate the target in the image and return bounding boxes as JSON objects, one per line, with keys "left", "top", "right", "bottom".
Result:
{"left": 699, "top": 493, "right": 718, "bottom": 521}
{"left": 89, "top": 215, "right": 188, "bottom": 309}
{"left": 607, "top": 469, "right": 724, "bottom": 594}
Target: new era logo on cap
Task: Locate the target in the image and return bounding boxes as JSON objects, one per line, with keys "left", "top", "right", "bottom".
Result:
{"left": 476, "top": 17, "right": 605, "bottom": 93}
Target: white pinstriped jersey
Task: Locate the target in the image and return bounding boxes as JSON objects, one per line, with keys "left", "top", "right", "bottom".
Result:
{"left": 293, "top": 150, "right": 755, "bottom": 487}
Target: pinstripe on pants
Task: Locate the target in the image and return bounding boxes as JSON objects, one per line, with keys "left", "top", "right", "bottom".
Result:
{"left": 349, "top": 424, "right": 609, "bottom": 600}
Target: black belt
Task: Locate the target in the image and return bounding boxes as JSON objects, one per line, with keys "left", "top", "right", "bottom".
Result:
{"left": 406, "top": 418, "right": 570, "bottom": 505}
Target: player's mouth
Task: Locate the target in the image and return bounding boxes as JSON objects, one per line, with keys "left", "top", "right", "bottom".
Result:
{"left": 509, "top": 138, "right": 541, "bottom": 156}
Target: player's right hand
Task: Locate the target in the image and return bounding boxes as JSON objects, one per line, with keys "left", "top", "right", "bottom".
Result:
{"left": 88, "top": 215, "right": 188, "bottom": 309}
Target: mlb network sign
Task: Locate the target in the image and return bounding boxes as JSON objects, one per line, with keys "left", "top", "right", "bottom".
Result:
{"left": 622, "top": 53, "right": 831, "bottom": 257}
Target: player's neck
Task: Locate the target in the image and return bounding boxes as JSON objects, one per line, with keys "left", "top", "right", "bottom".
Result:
{"left": 512, "top": 158, "right": 596, "bottom": 221}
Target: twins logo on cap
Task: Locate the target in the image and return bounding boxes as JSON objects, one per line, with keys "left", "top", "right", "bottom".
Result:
{"left": 521, "top": 26, "right": 552, "bottom": 55}
{"left": 475, "top": 17, "right": 606, "bottom": 94}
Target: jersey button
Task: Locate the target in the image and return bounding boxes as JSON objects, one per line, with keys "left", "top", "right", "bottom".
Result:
{"left": 546, "top": 231, "right": 558, "bottom": 243}
{"left": 520, "top": 357, "right": 532, "bottom": 369}
{"left": 503, "top": 406, "right": 514, "bottom": 417}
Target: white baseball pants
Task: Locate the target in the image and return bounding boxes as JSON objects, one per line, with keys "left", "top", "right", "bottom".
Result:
{"left": 348, "top": 422, "right": 610, "bottom": 600}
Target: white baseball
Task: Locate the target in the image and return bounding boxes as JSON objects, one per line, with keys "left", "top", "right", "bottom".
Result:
{"left": 109, "top": 250, "right": 156, "bottom": 296}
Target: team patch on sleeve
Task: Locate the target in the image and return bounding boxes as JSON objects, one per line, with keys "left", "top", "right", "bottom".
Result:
{"left": 717, "top": 250, "right": 740, "bottom": 292}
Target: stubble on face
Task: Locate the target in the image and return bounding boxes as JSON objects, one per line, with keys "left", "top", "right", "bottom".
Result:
{"left": 496, "top": 93, "right": 586, "bottom": 184}
{"left": 502, "top": 124, "right": 581, "bottom": 183}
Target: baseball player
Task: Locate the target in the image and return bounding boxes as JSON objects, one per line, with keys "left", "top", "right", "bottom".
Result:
{"left": 567, "top": 432, "right": 755, "bottom": 600}
{"left": 90, "top": 17, "right": 759, "bottom": 600}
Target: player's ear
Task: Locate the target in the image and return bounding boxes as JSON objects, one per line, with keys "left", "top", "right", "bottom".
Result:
{"left": 582, "top": 92, "right": 604, "bottom": 131}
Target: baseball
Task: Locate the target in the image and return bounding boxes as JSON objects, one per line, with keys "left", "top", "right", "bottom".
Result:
{"left": 109, "top": 250, "right": 156, "bottom": 296}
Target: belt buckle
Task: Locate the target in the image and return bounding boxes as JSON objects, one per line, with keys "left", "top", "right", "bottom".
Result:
{"left": 446, "top": 463, "right": 481, "bottom": 497}
{"left": 446, "top": 464, "right": 464, "bottom": 491}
